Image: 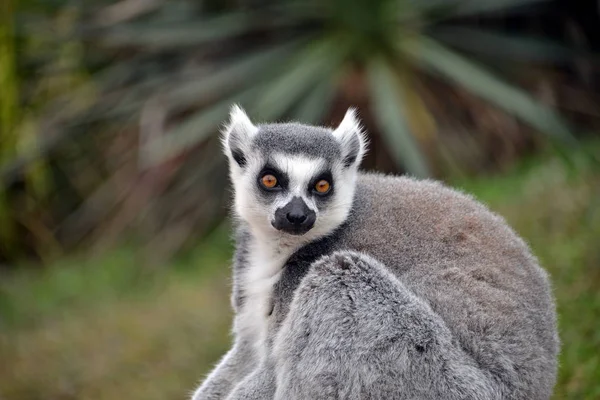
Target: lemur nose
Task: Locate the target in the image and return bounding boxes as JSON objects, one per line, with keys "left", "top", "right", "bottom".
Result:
{"left": 286, "top": 211, "right": 307, "bottom": 224}
{"left": 273, "top": 196, "right": 316, "bottom": 235}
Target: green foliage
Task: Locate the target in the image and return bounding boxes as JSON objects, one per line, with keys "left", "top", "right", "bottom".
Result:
{"left": 402, "top": 36, "right": 574, "bottom": 143}
{"left": 0, "top": 0, "right": 589, "bottom": 263}
{"left": 368, "top": 59, "right": 431, "bottom": 177}
{"left": 0, "top": 223, "right": 235, "bottom": 400}
{"left": 6, "top": 0, "right": 575, "bottom": 175}
{"left": 109, "top": 0, "right": 574, "bottom": 173}
{"left": 0, "top": 4, "right": 98, "bottom": 261}
{"left": 0, "top": 222, "right": 233, "bottom": 330}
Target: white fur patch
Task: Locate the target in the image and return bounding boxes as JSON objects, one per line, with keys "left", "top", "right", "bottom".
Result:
{"left": 236, "top": 237, "right": 296, "bottom": 356}
{"left": 332, "top": 108, "right": 368, "bottom": 166}
{"left": 271, "top": 153, "right": 325, "bottom": 212}
{"left": 221, "top": 105, "right": 258, "bottom": 170}
{"left": 309, "top": 161, "right": 357, "bottom": 239}
{"left": 224, "top": 104, "right": 257, "bottom": 140}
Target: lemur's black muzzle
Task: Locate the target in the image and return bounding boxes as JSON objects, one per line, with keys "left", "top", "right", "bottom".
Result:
{"left": 272, "top": 197, "right": 316, "bottom": 235}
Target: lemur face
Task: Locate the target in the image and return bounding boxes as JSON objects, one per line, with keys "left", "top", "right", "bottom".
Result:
{"left": 222, "top": 106, "right": 367, "bottom": 243}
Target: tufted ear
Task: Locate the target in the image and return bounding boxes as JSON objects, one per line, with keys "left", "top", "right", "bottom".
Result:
{"left": 221, "top": 104, "right": 258, "bottom": 168}
{"left": 332, "top": 108, "right": 367, "bottom": 168}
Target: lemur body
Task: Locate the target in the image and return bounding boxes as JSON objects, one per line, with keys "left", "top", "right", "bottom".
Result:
{"left": 192, "top": 107, "right": 559, "bottom": 400}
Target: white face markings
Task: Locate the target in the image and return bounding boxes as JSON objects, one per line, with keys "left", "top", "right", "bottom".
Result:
{"left": 312, "top": 162, "right": 357, "bottom": 237}
{"left": 230, "top": 149, "right": 361, "bottom": 247}
{"left": 270, "top": 153, "right": 325, "bottom": 213}
{"left": 230, "top": 150, "right": 271, "bottom": 232}
{"left": 222, "top": 106, "right": 367, "bottom": 245}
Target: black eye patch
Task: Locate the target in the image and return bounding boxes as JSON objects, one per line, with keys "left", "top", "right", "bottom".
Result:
{"left": 308, "top": 171, "right": 334, "bottom": 197}
{"left": 257, "top": 164, "right": 289, "bottom": 193}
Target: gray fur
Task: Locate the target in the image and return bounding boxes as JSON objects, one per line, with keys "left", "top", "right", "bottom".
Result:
{"left": 191, "top": 338, "right": 255, "bottom": 400}
{"left": 227, "top": 361, "right": 277, "bottom": 400}
{"left": 192, "top": 109, "right": 559, "bottom": 400}
{"left": 273, "top": 251, "right": 501, "bottom": 400}
{"left": 252, "top": 123, "right": 342, "bottom": 163}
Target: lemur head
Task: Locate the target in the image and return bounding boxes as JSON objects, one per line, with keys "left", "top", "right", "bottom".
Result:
{"left": 222, "top": 105, "right": 367, "bottom": 245}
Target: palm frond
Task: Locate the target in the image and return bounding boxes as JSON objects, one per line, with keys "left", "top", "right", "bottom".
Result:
{"left": 450, "top": 0, "right": 546, "bottom": 17}
{"left": 431, "top": 26, "right": 594, "bottom": 64}
{"left": 98, "top": 10, "right": 308, "bottom": 49}
{"left": 403, "top": 36, "right": 576, "bottom": 143}
{"left": 368, "top": 59, "right": 431, "bottom": 178}
{"left": 99, "top": 13, "right": 254, "bottom": 48}
{"left": 254, "top": 39, "right": 345, "bottom": 120}
{"left": 291, "top": 75, "right": 336, "bottom": 124}
{"left": 102, "top": 38, "right": 309, "bottom": 118}
{"left": 141, "top": 85, "right": 262, "bottom": 167}
{"left": 410, "top": 0, "right": 546, "bottom": 22}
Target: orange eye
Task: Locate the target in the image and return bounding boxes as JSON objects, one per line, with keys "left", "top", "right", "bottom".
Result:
{"left": 261, "top": 174, "right": 278, "bottom": 189}
{"left": 314, "top": 179, "right": 331, "bottom": 194}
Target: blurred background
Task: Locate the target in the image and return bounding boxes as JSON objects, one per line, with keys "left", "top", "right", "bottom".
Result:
{"left": 0, "top": 0, "right": 599, "bottom": 399}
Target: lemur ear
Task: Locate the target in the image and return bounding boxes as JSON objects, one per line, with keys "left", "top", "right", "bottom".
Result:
{"left": 222, "top": 104, "right": 258, "bottom": 168}
{"left": 332, "top": 108, "right": 367, "bottom": 168}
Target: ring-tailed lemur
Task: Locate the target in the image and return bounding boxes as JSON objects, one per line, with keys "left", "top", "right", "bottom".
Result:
{"left": 191, "top": 106, "right": 559, "bottom": 400}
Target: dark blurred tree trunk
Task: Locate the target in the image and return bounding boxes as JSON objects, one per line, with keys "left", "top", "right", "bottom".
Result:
{"left": 0, "top": 0, "right": 19, "bottom": 262}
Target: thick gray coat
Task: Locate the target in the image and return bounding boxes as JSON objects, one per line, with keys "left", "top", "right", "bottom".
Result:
{"left": 194, "top": 173, "right": 559, "bottom": 400}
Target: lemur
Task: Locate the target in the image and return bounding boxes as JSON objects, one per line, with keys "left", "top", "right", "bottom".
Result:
{"left": 191, "top": 106, "right": 559, "bottom": 400}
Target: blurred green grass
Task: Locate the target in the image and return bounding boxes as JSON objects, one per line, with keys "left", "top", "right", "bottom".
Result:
{"left": 1, "top": 143, "right": 599, "bottom": 400}
{"left": 0, "top": 229, "right": 235, "bottom": 400}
